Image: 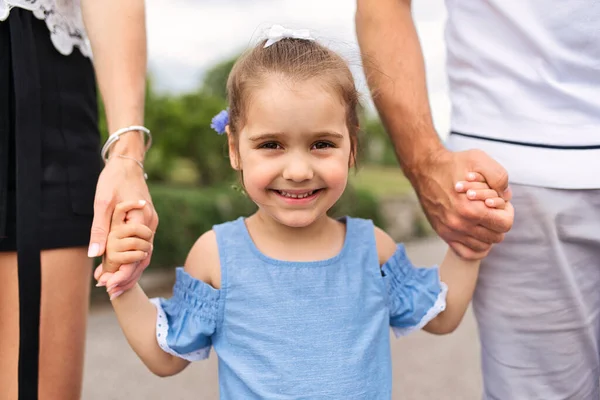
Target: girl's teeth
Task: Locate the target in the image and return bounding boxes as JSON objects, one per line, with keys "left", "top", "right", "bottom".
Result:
{"left": 279, "top": 190, "right": 314, "bottom": 199}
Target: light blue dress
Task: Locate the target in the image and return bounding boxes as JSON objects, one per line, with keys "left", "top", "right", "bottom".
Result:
{"left": 150, "top": 217, "right": 447, "bottom": 399}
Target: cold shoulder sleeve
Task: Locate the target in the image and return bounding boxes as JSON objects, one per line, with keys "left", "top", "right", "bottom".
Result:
{"left": 149, "top": 267, "right": 222, "bottom": 361}
{"left": 382, "top": 244, "right": 448, "bottom": 337}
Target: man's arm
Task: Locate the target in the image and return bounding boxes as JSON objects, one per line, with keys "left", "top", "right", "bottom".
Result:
{"left": 356, "top": 0, "right": 441, "bottom": 173}
{"left": 356, "top": 0, "right": 513, "bottom": 260}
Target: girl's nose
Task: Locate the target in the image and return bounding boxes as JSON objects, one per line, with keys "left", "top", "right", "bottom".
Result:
{"left": 282, "top": 155, "right": 314, "bottom": 182}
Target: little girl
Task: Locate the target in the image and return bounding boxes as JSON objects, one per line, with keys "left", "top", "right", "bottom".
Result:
{"left": 98, "top": 26, "right": 510, "bottom": 398}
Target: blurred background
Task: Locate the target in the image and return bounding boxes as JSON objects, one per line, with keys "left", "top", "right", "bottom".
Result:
{"left": 85, "top": 1, "right": 482, "bottom": 398}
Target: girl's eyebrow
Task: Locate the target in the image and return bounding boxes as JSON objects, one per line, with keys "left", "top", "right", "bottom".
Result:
{"left": 248, "top": 131, "right": 344, "bottom": 142}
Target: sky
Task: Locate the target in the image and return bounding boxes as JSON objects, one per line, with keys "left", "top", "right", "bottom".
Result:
{"left": 145, "top": 0, "right": 450, "bottom": 137}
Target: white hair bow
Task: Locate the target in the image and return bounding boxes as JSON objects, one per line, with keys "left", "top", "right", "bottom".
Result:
{"left": 264, "top": 25, "right": 315, "bottom": 48}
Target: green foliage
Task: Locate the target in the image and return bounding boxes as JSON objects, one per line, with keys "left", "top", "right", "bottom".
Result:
{"left": 201, "top": 56, "right": 238, "bottom": 100}
{"left": 358, "top": 115, "right": 399, "bottom": 167}
{"left": 149, "top": 183, "right": 384, "bottom": 268}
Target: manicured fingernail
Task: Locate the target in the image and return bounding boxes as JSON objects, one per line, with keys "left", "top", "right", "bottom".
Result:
{"left": 468, "top": 173, "right": 476, "bottom": 180}
{"left": 88, "top": 243, "right": 100, "bottom": 258}
{"left": 110, "top": 291, "right": 124, "bottom": 301}
{"left": 96, "top": 281, "right": 105, "bottom": 287}
{"left": 467, "top": 190, "right": 476, "bottom": 198}
{"left": 139, "top": 200, "right": 146, "bottom": 206}
{"left": 486, "top": 199, "right": 494, "bottom": 206}
{"left": 455, "top": 183, "right": 464, "bottom": 191}
{"left": 107, "top": 284, "right": 118, "bottom": 292}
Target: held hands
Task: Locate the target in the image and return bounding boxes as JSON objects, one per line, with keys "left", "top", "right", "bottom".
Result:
{"left": 95, "top": 200, "right": 154, "bottom": 300}
{"left": 456, "top": 172, "right": 508, "bottom": 210}
{"left": 89, "top": 156, "right": 159, "bottom": 294}
{"left": 409, "top": 148, "right": 514, "bottom": 260}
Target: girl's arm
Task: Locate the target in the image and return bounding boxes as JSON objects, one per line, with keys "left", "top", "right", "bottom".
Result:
{"left": 376, "top": 226, "right": 480, "bottom": 335}
{"left": 103, "top": 201, "right": 189, "bottom": 376}
{"left": 103, "top": 202, "right": 221, "bottom": 376}
{"left": 111, "top": 285, "right": 190, "bottom": 377}
{"left": 423, "top": 250, "right": 479, "bottom": 334}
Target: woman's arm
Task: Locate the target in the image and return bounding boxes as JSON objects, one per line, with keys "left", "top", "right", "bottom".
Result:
{"left": 81, "top": 0, "right": 158, "bottom": 284}
{"left": 81, "top": 0, "right": 147, "bottom": 156}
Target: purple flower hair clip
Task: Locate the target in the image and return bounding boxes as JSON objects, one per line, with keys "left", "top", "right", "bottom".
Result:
{"left": 211, "top": 109, "right": 229, "bottom": 135}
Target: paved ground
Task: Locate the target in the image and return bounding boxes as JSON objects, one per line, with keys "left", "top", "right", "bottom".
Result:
{"left": 82, "top": 237, "right": 483, "bottom": 399}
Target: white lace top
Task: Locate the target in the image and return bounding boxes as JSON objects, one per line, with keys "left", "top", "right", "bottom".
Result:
{"left": 0, "top": 0, "right": 91, "bottom": 58}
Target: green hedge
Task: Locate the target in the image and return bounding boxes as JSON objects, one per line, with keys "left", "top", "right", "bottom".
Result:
{"left": 149, "top": 183, "right": 384, "bottom": 268}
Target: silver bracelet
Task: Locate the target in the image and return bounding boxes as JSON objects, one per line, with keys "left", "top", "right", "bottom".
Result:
{"left": 101, "top": 125, "right": 152, "bottom": 162}
{"left": 114, "top": 154, "right": 148, "bottom": 180}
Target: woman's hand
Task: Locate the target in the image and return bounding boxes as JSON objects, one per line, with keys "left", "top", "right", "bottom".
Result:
{"left": 88, "top": 156, "right": 158, "bottom": 293}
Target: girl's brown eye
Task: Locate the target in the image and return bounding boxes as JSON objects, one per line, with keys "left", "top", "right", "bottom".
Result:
{"left": 259, "top": 142, "right": 281, "bottom": 150}
{"left": 312, "top": 141, "right": 335, "bottom": 150}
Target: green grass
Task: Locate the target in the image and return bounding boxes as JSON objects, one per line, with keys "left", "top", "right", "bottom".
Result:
{"left": 350, "top": 165, "right": 413, "bottom": 197}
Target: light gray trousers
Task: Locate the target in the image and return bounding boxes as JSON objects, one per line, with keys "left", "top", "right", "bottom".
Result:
{"left": 474, "top": 184, "right": 600, "bottom": 400}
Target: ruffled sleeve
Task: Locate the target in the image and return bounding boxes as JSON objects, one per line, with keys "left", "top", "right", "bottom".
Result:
{"left": 382, "top": 244, "right": 448, "bottom": 337}
{"left": 149, "top": 267, "right": 221, "bottom": 361}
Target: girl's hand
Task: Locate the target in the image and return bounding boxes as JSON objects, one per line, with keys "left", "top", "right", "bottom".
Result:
{"left": 96, "top": 200, "right": 153, "bottom": 299}
{"left": 455, "top": 172, "right": 508, "bottom": 209}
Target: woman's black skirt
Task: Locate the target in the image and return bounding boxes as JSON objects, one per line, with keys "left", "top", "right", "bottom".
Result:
{"left": 0, "top": 8, "right": 102, "bottom": 398}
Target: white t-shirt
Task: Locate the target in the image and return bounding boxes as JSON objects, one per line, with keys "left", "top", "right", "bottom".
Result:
{"left": 443, "top": 0, "right": 600, "bottom": 189}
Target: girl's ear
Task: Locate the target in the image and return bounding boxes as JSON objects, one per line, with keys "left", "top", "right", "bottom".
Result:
{"left": 227, "top": 125, "right": 241, "bottom": 170}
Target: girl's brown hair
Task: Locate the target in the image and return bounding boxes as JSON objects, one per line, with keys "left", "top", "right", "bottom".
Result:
{"left": 226, "top": 37, "right": 360, "bottom": 164}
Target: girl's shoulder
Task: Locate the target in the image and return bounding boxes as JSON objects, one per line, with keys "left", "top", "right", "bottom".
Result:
{"left": 345, "top": 216, "right": 397, "bottom": 266}
{"left": 184, "top": 230, "right": 222, "bottom": 289}
{"left": 373, "top": 225, "right": 397, "bottom": 266}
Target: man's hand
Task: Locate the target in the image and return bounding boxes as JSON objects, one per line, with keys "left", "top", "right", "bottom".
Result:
{"left": 409, "top": 148, "right": 514, "bottom": 260}
{"left": 88, "top": 157, "right": 158, "bottom": 285}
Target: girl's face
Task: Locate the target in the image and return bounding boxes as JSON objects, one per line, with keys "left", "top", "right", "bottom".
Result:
{"left": 229, "top": 76, "right": 353, "bottom": 229}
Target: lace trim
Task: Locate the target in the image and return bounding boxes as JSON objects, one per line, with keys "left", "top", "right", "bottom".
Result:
{"left": 149, "top": 298, "right": 212, "bottom": 362}
{"left": 391, "top": 281, "right": 448, "bottom": 337}
{"left": 0, "top": 0, "right": 91, "bottom": 58}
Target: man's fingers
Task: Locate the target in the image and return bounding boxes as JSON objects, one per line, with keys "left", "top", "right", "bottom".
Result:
{"left": 448, "top": 241, "right": 491, "bottom": 261}
{"left": 466, "top": 189, "right": 499, "bottom": 201}
{"left": 503, "top": 186, "right": 513, "bottom": 202}
{"left": 449, "top": 235, "right": 491, "bottom": 253}
{"left": 465, "top": 172, "right": 486, "bottom": 183}
{"left": 469, "top": 150, "right": 510, "bottom": 199}
{"left": 455, "top": 181, "right": 490, "bottom": 193}
{"left": 485, "top": 197, "right": 506, "bottom": 209}
{"left": 466, "top": 225, "right": 505, "bottom": 244}
{"left": 479, "top": 202, "right": 514, "bottom": 233}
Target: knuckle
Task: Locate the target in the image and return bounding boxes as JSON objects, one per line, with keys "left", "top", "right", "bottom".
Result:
{"left": 445, "top": 214, "right": 464, "bottom": 231}
{"left": 468, "top": 149, "right": 486, "bottom": 160}
{"left": 94, "top": 197, "right": 112, "bottom": 210}
{"left": 90, "top": 225, "right": 108, "bottom": 236}
{"left": 455, "top": 202, "right": 476, "bottom": 220}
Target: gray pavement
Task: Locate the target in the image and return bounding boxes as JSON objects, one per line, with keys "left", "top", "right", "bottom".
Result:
{"left": 82, "top": 237, "right": 482, "bottom": 400}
